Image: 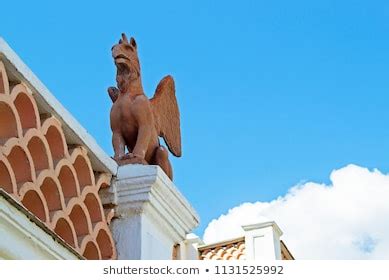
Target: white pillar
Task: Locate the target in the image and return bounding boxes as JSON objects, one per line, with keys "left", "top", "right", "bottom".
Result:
{"left": 242, "top": 221, "right": 283, "bottom": 260}
{"left": 101, "top": 165, "right": 199, "bottom": 260}
{"left": 180, "top": 233, "right": 204, "bottom": 260}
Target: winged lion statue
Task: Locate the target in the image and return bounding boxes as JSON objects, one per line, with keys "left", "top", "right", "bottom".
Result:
{"left": 108, "top": 33, "right": 181, "bottom": 180}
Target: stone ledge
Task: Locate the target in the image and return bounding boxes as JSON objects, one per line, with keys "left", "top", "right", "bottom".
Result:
{"left": 109, "top": 164, "right": 199, "bottom": 240}
{"left": 0, "top": 190, "right": 81, "bottom": 259}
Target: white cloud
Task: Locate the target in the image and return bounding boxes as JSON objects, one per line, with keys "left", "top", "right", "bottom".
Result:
{"left": 203, "top": 164, "right": 389, "bottom": 259}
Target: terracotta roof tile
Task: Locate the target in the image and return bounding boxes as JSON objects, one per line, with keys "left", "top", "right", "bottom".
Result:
{"left": 0, "top": 61, "right": 116, "bottom": 259}
{"left": 199, "top": 237, "right": 294, "bottom": 260}
{"left": 281, "top": 240, "right": 294, "bottom": 260}
{"left": 199, "top": 237, "right": 246, "bottom": 260}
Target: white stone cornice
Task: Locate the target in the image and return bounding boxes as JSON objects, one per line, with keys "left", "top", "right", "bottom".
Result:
{"left": 112, "top": 165, "right": 199, "bottom": 239}
{"left": 107, "top": 165, "right": 199, "bottom": 259}
{"left": 0, "top": 191, "right": 81, "bottom": 260}
{"left": 242, "top": 221, "right": 283, "bottom": 237}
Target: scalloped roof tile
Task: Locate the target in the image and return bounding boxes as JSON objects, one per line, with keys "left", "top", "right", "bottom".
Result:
{"left": 199, "top": 237, "right": 246, "bottom": 260}
{"left": 198, "top": 237, "right": 294, "bottom": 260}
{"left": 0, "top": 59, "right": 116, "bottom": 260}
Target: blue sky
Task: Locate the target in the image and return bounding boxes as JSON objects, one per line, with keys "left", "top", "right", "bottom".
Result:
{"left": 1, "top": 0, "right": 389, "bottom": 236}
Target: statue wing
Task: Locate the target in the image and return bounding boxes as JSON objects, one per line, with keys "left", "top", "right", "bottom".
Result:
{"left": 150, "top": 75, "right": 182, "bottom": 157}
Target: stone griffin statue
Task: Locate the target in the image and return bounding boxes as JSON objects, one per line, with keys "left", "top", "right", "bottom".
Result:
{"left": 108, "top": 33, "right": 181, "bottom": 180}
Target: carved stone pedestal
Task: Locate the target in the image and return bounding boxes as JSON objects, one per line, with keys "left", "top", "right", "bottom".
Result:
{"left": 102, "top": 165, "right": 199, "bottom": 260}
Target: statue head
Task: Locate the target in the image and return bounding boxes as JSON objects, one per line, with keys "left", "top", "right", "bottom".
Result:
{"left": 111, "top": 33, "right": 140, "bottom": 92}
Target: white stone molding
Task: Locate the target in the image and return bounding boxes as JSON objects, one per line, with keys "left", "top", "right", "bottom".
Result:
{"left": 0, "top": 191, "right": 81, "bottom": 260}
{"left": 105, "top": 165, "right": 200, "bottom": 260}
{"left": 180, "top": 233, "right": 204, "bottom": 260}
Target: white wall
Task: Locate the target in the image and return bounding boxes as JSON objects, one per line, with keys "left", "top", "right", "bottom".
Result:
{"left": 0, "top": 193, "right": 80, "bottom": 260}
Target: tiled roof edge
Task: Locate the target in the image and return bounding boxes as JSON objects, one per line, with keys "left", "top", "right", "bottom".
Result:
{"left": 280, "top": 240, "right": 295, "bottom": 260}
{"left": 198, "top": 236, "right": 245, "bottom": 251}
{"left": 0, "top": 189, "right": 84, "bottom": 259}
{"left": 0, "top": 37, "right": 117, "bottom": 175}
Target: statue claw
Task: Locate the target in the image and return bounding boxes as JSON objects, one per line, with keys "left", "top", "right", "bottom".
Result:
{"left": 116, "top": 153, "right": 148, "bottom": 165}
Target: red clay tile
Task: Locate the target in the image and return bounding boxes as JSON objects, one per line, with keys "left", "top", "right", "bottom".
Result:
{"left": 0, "top": 61, "right": 117, "bottom": 259}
